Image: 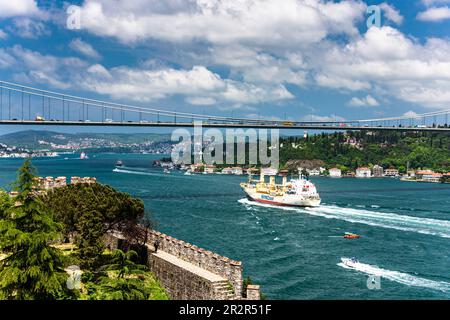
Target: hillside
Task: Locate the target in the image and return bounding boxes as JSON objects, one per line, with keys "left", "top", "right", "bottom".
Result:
{"left": 0, "top": 130, "right": 172, "bottom": 150}
{"left": 280, "top": 131, "right": 450, "bottom": 172}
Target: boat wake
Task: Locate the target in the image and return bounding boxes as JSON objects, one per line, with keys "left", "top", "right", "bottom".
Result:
{"left": 113, "top": 168, "right": 162, "bottom": 177}
{"left": 238, "top": 198, "right": 450, "bottom": 238}
{"left": 338, "top": 258, "right": 450, "bottom": 293}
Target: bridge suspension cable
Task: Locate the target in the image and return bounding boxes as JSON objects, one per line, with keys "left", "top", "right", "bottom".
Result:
{"left": 0, "top": 80, "right": 449, "bottom": 130}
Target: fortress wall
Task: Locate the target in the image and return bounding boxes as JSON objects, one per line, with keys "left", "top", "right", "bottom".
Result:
{"left": 104, "top": 230, "right": 254, "bottom": 300}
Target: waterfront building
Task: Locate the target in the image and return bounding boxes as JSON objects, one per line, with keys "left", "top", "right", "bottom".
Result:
{"left": 415, "top": 170, "right": 434, "bottom": 181}
{"left": 384, "top": 168, "right": 399, "bottom": 177}
{"left": 190, "top": 163, "right": 203, "bottom": 173}
{"left": 221, "top": 167, "right": 233, "bottom": 174}
{"left": 372, "top": 165, "right": 384, "bottom": 177}
{"left": 262, "top": 167, "right": 278, "bottom": 176}
{"left": 346, "top": 171, "right": 356, "bottom": 177}
{"left": 204, "top": 165, "right": 216, "bottom": 174}
{"left": 418, "top": 170, "right": 442, "bottom": 183}
{"left": 231, "top": 167, "right": 243, "bottom": 175}
{"left": 307, "top": 168, "right": 320, "bottom": 176}
{"left": 329, "top": 168, "right": 342, "bottom": 178}
{"left": 44, "top": 177, "right": 54, "bottom": 189}
{"left": 55, "top": 177, "right": 67, "bottom": 187}
{"left": 356, "top": 167, "right": 372, "bottom": 178}
{"left": 71, "top": 176, "right": 81, "bottom": 184}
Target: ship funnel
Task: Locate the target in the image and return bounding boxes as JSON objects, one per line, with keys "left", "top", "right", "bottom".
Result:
{"left": 269, "top": 176, "right": 275, "bottom": 186}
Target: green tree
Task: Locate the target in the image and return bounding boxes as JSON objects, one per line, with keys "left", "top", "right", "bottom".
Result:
{"left": 42, "top": 183, "right": 146, "bottom": 268}
{"left": 0, "top": 159, "right": 67, "bottom": 299}
{"left": 88, "top": 249, "right": 167, "bottom": 300}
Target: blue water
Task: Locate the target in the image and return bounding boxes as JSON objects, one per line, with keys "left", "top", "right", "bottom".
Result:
{"left": 1, "top": 153, "right": 450, "bottom": 300}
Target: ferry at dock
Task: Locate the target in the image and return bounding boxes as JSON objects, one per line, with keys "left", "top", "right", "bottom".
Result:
{"left": 240, "top": 171, "right": 321, "bottom": 207}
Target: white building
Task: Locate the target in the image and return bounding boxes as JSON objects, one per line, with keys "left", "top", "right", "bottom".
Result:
{"left": 356, "top": 167, "right": 372, "bottom": 178}
{"left": 372, "top": 165, "right": 384, "bottom": 177}
{"left": 384, "top": 168, "right": 399, "bottom": 177}
{"left": 262, "top": 167, "right": 278, "bottom": 176}
{"left": 307, "top": 168, "right": 321, "bottom": 176}
{"left": 221, "top": 167, "right": 233, "bottom": 174}
{"left": 329, "top": 168, "right": 342, "bottom": 178}
{"left": 231, "top": 167, "right": 243, "bottom": 175}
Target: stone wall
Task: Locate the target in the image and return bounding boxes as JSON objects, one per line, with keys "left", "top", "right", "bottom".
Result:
{"left": 149, "top": 253, "right": 231, "bottom": 300}
{"left": 143, "top": 230, "right": 243, "bottom": 298}
{"left": 104, "top": 230, "right": 256, "bottom": 300}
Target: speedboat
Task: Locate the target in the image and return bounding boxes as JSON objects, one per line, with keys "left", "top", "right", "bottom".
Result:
{"left": 341, "top": 257, "right": 359, "bottom": 268}
{"left": 344, "top": 232, "right": 361, "bottom": 239}
{"left": 115, "top": 160, "right": 123, "bottom": 167}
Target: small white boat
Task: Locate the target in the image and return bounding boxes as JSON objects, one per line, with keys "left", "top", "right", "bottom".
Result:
{"left": 80, "top": 152, "right": 89, "bottom": 160}
{"left": 163, "top": 169, "right": 170, "bottom": 174}
{"left": 184, "top": 171, "right": 192, "bottom": 175}
{"left": 115, "top": 160, "right": 124, "bottom": 167}
{"left": 341, "top": 257, "right": 359, "bottom": 269}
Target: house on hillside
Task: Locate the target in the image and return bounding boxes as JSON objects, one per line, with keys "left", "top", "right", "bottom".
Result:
{"left": 356, "top": 167, "right": 371, "bottom": 178}
{"left": 329, "top": 168, "right": 342, "bottom": 178}
{"left": 372, "top": 165, "right": 384, "bottom": 177}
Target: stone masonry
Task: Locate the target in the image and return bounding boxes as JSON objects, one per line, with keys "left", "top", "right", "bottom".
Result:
{"left": 105, "top": 230, "right": 260, "bottom": 300}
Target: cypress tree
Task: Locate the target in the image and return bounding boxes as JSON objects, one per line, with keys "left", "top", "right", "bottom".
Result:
{"left": 0, "top": 159, "right": 67, "bottom": 299}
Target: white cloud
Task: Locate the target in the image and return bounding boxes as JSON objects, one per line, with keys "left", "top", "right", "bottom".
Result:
{"left": 0, "top": 0, "right": 40, "bottom": 18}
{"left": 300, "top": 114, "right": 346, "bottom": 122}
{"left": 5, "top": 45, "right": 87, "bottom": 89}
{"left": 417, "top": 6, "right": 450, "bottom": 21}
{"left": 0, "top": 49, "right": 16, "bottom": 69}
{"left": 69, "top": 38, "right": 101, "bottom": 59}
{"left": 0, "top": 29, "right": 7, "bottom": 40}
{"left": 81, "top": 64, "right": 294, "bottom": 104}
{"left": 77, "top": 0, "right": 366, "bottom": 46}
{"left": 421, "top": 0, "right": 450, "bottom": 6}
{"left": 348, "top": 95, "right": 380, "bottom": 107}
{"left": 185, "top": 97, "right": 217, "bottom": 106}
{"left": 9, "top": 17, "right": 50, "bottom": 38}
{"left": 380, "top": 3, "right": 404, "bottom": 25}
{"left": 402, "top": 110, "right": 419, "bottom": 118}
{"left": 309, "top": 26, "right": 450, "bottom": 108}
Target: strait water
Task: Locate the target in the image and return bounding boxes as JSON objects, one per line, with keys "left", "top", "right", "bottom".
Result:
{"left": 1, "top": 153, "right": 450, "bottom": 300}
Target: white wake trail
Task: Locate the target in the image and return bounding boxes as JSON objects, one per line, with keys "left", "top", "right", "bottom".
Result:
{"left": 338, "top": 258, "right": 450, "bottom": 293}
{"left": 238, "top": 198, "right": 450, "bottom": 238}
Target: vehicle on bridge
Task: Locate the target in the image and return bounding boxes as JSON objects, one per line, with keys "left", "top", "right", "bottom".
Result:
{"left": 282, "top": 121, "right": 295, "bottom": 126}
{"left": 35, "top": 115, "right": 45, "bottom": 121}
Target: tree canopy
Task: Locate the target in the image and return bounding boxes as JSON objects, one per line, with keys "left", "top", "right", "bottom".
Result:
{"left": 0, "top": 159, "right": 68, "bottom": 299}
{"left": 42, "top": 183, "right": 146, "bottom": 268}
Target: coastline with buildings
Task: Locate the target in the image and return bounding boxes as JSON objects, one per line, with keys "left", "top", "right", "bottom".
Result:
{"left": 154, "top": 159, "right": 450, "bottom": 184}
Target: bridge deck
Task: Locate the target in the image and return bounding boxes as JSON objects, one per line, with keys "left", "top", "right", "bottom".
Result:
{"left": 0, "top": 120, "right": 449, "bottom": 132}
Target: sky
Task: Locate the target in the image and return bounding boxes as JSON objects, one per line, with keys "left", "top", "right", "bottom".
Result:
{"left": 1, "top": 0, "right": 450, "bottom": 134}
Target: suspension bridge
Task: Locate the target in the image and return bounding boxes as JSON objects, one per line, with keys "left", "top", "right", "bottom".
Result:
{"left": 1, "top": 80, "right": 450, "bottom": 132}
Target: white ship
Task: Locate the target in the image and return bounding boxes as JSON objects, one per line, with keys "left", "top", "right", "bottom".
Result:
{"left": 240, "top": 172, "right": 321, "bottom": 207}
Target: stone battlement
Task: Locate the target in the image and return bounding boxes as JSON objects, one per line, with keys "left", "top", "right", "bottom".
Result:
{"left": 145, "top": 229, "right": 243, "bottom": 297}
{"left": 106, "top": 229, "right": 258, "bottom": 300}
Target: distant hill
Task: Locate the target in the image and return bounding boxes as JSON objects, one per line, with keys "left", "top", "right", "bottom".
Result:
{"left": 0, "top": 130, "right": 172, "bottom": 150}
